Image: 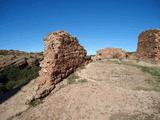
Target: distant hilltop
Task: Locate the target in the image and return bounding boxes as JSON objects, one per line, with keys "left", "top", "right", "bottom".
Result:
{"left": 0, "top": 50, "right": 43, "bottom": 56}
{"left": 0, "top": 50, "right": 43, "bottom": 71}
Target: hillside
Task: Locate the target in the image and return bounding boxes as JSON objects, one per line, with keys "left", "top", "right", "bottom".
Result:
{"left": 0, "top": 59, "right": 160, "bottom": 120}
{"left": 0, "top": 50, "right": 43, "bottom": 97}
{"left": 0, "top": 30, "right": 160, "bottom": 120}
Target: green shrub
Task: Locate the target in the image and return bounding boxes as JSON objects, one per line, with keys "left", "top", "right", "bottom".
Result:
{"left": 67, "top": 73, "right": 79, "bottom": 84}
{"left": 141, "top": 67, "right": 160, "bottom": 78}
{"left": 0, "top": 64, "right": 40, "bottom": 94}
{"left": 28, "top": 99, "right": 42, "bottom": 107}
{"left": 5, "top": 80, "right": 16, "bottom": 90}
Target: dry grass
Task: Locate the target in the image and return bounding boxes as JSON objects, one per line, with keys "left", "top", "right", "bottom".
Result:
{"left": 67, "top": 73, "right": 79, "bottom": 84}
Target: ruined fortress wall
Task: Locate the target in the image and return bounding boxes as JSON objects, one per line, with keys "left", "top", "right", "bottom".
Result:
{"left": 94, "top": 48, "right": 128, "bottom": 60}
{"left": 136, "top": 29, "right": 160, "bottom": 63}
{"left": 33, "top": 31, "right": 89, "bottom": 99}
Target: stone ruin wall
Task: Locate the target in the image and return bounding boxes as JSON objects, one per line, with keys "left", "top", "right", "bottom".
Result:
{"left": 93, "top": 48, "right": 128, "bottom": 61}
{"left": 136, "top": 29, "right": 160, "bottom": 63}
{"left": 32, "top": 31, "right": 90, "bottom": 100}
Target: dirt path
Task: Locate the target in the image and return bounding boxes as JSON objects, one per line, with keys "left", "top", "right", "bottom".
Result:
{"left": 1, "top": 60, "right": 160, "bottom": 120}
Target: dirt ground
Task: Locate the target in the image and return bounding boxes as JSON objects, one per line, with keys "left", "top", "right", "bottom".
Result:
{"left": 0, "top": 59, "right": 160, "bottom": 120}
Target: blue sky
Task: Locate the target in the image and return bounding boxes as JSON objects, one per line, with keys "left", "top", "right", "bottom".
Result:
{"left": 0, "top": 0, "right": 160, "bottom": 55}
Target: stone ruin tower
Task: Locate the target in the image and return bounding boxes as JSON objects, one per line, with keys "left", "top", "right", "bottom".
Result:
{"left": 136, "top": 29, "right": 160, "bottom": 63}
{"left": 32, "top": 31, "right": 89, "bottom": 100}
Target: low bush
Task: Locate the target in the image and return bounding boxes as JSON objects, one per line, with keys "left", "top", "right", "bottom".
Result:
{"left": 67, "top": 73, "right": 79, "bottom": 84}
{"left": 28, "top": 99, "right": 42, "bottom": 107}
{"left": 0, "top": 64, "right": 40, "bottom": 94}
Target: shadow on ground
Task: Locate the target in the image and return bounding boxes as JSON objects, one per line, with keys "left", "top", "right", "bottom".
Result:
{"left": 0, "top": 64, "right": 40, "bottom": 103}
{"left": 0, "top": 82, "right": 30, "bottom": 104}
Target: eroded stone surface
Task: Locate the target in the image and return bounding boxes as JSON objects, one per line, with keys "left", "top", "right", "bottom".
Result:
{"left": 32, "top": 31, "right": 89, "bottom": 99}
{"left": 0, "top": 50, "right": 43, "bottom": 71}
{"left": 136, "top": 29, "right": 160, "bottom": 63}
{"left": 93, "top": 48, "right": 128, "bottom": 61}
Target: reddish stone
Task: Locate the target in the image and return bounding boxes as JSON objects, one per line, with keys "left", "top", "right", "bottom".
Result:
{"left": 93, "top": 48, "right": 128, "bottom": 61}
{"left": 136, "top": 29, "right": 160, "bottom": 63}
{"left": 32, "top": 31, "right": 90, "bottom": 99}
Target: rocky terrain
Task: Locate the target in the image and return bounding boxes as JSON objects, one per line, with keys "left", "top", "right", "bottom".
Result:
{"left": 0, "top": 59, "right": 160, "bottom": 120}
{"left": 28, "top": 31, "right": 90, "bottom": 101}
{"left": 0, "top": 50, "right": 43, "bottom": 99}
{"left": 0, "top": 50, "right": 43, "bottom": 71}
{"left": 0, "top": 29, "right": 160, "bottom": 120}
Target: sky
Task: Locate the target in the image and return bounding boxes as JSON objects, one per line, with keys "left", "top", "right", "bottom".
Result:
{"left": 0, "top": 0, "right": 160, "bottom": 55}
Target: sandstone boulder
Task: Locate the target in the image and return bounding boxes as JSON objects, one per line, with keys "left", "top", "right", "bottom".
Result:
{"left": 136, "top": 29, "right": 160, "bottom": 63}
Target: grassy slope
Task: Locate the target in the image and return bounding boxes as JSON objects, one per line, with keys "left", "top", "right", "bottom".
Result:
{"left": 0, "top": 64, "right": 40, "bottom": 95}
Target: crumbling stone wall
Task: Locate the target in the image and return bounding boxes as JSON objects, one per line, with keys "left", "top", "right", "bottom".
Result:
{"left": 136, "top": 29, "right": 160, "bottom": 63}
{"left": 33, "top": 31, "right": 89, "bottom": 99}
{"left": 93, "top": 48, "right": 128, "bottom": 61}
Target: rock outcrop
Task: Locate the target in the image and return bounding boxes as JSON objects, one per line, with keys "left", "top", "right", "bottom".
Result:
{"left": 32, "top": 31, "right": 89, "bottom": 100}
{"left": 0, "top": 50, "right": 43, "bottom": 71}
{"left": 136, "top": 29, "right": 160, "bottom": 63}
{"left": 93, "top": 48, "right": 128, "bottom": 61}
